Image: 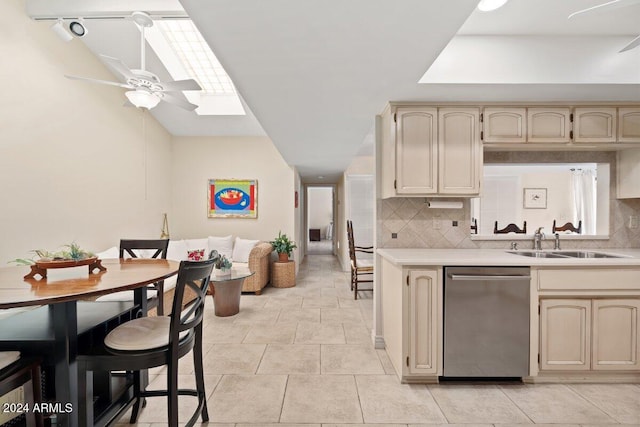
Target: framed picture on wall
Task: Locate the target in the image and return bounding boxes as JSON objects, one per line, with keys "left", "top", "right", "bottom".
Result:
{"left": 523, "top": 188, "right": 547, "bottom": 209}
{"left": 208, "top": 179, "right": 257, "bottom": 218}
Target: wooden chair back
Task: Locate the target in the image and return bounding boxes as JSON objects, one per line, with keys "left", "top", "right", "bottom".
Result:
{"left": 119, "top": 239, "right": 169, "bottom": 259}
{"left": 494, "top": 221, "right": 527, "bottom": 234}
{"left": 552, "top": 220, "right": 582, "bottom": 234}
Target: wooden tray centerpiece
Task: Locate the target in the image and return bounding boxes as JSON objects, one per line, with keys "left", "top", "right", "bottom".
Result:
{"left": 26, "top": 257, "right": 106, "bottom": 280}
{"left": 12, "top": 243, "right": 107, "bottom": 280}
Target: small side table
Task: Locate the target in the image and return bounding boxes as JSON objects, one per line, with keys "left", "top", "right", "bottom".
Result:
{"left": 208, "top": 268, "right": 254, "bottom": 317}
{"left": 271, "top": 261, "right": 295, "bottom": 288}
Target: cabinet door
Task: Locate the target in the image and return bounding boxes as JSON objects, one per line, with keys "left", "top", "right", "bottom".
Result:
{"left": 395, "top": 107, "right": 438, "bottom": 194}
{"left": 592, "top": 299, "right": 640, "bottom": 371}
{"left": 618, "top": 108, "right": 640, "bottom": 143}
{"left": 438, "top": 108, "right": 481, "bottom": 194}
{"left": 540, "top": 299, "right": 591, "bottom": 371}
{"left": 407, "top": 270, "right": 438, "bottom": 375}
{"left": 483, "top": 107, "right": 527, "bottom": 143}
{"left": 527, "top": 108, "right": 571, "bottom": 143}
{"left": 574, "top": 108, "right": 617, "bottom": 143}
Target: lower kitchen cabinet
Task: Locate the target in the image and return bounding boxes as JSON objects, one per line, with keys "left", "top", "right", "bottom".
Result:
{"left": 408, "top": 270, "right": 438, "bottom": 375}
{"left": 380, "top": 257, "right": 440, "bottom": 382}
{"left": 540, "top": 299, "right": 591, "bottom": 370}
{"left": 540, "top": 298, "right": 640, "bottom": 372}
{"left": 592, "top": 299, "right": 640, "bottom": 370}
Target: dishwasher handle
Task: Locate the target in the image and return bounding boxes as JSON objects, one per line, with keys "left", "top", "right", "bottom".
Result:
{"left": 448, "top": 274, "right": 531, "bottom": 281}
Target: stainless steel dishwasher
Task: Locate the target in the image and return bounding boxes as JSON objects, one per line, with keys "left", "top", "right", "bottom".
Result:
{"left": 443, "top": 266, "right": 530, "bottom": 378}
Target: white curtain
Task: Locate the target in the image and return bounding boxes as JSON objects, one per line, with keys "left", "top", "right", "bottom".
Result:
{"left": 571, "top": 169, "right": 597, "bottom": 234}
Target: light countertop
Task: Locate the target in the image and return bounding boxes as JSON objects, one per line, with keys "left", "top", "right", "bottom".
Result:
{"left": 377, "top": 248, "right": 640, "bottom": 267}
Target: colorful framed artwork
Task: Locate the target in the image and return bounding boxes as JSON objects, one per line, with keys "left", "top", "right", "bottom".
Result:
{"left": 523, "top": 187, "right": 547, "bottom": 209}
{"left": 208, "top": 179, "right": 257, "bottom": 218}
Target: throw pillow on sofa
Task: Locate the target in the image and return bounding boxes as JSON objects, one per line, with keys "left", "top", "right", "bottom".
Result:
{"left": 232, "top": 237, "right": 259, "bottom": 263}
{"left": 167, "top": 240, "right": 188, "bottom": 261}
{"left": 208, "top": 235, "right": 234, "bottom": 259}
{"left": 187, "top": 249, "right": 205, "bottom": 261}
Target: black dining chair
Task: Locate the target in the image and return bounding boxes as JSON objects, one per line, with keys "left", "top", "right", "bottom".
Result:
{"left": 119, "top": 239, "right": 169, "bottom": 315}
{"left": 77, "top": 258, "right": 215, "bottom": 427}
{"left": 0, "top": 354, "right": 43, "bottom": 427}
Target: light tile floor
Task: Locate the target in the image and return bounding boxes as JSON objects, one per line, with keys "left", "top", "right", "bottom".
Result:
{"left": 117, "top": 254, "right": 640, "bottom": 427}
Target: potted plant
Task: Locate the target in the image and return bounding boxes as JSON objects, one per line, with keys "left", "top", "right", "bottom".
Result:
{"left": 208, "top": 250, "right": 232, "bottom": 277}
{"left": 270, "top": 232, "right": 297, "bottom": 262}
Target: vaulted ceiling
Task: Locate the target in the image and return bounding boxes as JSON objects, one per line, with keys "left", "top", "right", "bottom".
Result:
{"left": 27, "top": 0, "right": 640, "bottom": 183}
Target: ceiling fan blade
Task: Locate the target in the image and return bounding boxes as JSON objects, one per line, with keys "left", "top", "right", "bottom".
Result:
{"left": 65, "top": 75, "right": 132, "bottom": 89}
{"left": 161, "top": 93, "right": 199, "bottom": 111}
{"left": 99, "top": 54, "right": 136, "bottom": 80}
{"left": 160, "top": 79, "right": 202, "bottom": 92}
{"left": 568, "top": 0, "right": 640, "bottom": 19}
{"left": 620, "top": 34, "right": 640, "bottom": 52}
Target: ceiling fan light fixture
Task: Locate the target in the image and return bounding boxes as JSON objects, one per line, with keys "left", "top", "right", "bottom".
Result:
{"left": 125, "top": 90, "right": 161, "bottom": 109}
{"left": 477, "top": 0, "right": 509, "bottom": 12}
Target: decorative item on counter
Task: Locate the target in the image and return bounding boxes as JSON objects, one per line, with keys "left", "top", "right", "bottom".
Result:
{"left": 9, "top": 242, "right": 106, "bottom": 280}
{"left": 270, "top": 231, "right": 297, "bottom": 262}
{"left": 209, "top": 249, "right": 233, "bottom": 277}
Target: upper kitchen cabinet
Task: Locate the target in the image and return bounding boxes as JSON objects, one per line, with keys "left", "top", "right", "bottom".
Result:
{"left": 574, "top": 107, "right": 617, "bottom": 143}
{"left": 527, "top": 108, "right": 572, "bottom": 143}
{"left": 482, "top": 107, "right": 527, "bottom": 143}
{"left": 395, "top": 107, "right": 438, "bottom": 195}
{"left": 379, "top": 104, "right": 481, "bottom": 198}
{"left": 438, "top": 108, "right": 482, "bottom": 194}
{"left": 618, "top": 108, "right": 640, "bottom": 143}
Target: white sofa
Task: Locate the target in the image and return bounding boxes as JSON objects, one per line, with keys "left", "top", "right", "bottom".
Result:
{"left": 96, "top": 236, "right": 273, "bottom": 315}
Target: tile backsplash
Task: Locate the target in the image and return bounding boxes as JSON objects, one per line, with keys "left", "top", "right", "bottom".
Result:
{"left": 377, "top": 151, "right": 640, "bottom": 249}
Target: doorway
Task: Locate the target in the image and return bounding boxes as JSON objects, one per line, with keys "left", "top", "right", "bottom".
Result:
{"left": 306, "top": 186, "right": 334, "bottom": 255}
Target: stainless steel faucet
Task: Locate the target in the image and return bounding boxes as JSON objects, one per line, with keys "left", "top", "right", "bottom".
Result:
{"left": 510, "top": 242, "right": 518, "bottom": 250}
{"left": 554, "top": 232, "right": 561, "bottom": 250}
{"left": 533, "top": 227, "right": 545, "bottom": 250}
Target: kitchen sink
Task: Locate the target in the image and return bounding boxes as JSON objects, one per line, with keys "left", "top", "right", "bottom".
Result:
{"left": 506, "top": 251, "right": 569, "bottom": 258}
{"left": 550, "top": 251, "right": 626, "bottom": 258}
{"left": 507, "top": 250, "right": 626, "bottom": 259}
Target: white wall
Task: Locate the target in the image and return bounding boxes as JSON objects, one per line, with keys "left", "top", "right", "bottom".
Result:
{"left": 0, "top": 0, "right": 172, "bottom": 264}
{"left": 307, "top": 187, "right": 332, "bottom": 233}
{"left": 170, "top": 136, "right": 295, "bottom": 247}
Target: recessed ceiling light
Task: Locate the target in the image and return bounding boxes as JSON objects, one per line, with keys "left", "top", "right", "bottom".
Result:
{"left": 318, "top": 176, "right": 325, "bottom": 179}
{"left": 477, "top": 0, "right": 509, "bottom": 12}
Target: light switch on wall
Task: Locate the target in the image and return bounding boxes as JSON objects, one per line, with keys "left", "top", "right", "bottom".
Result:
{"left": 629, "top": 216, "right": 639, "bottom": 229}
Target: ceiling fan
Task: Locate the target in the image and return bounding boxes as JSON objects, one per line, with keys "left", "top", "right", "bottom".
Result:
{"left": 568, "top": 0, "right": 640, "bottom": 52}
{"left": 65, "top": 12, "right": 202, "bottom": 111}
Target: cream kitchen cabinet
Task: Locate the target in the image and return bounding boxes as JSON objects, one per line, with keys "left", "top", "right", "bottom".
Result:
{"left": 540, "top": 299, "right": 591, "bottom": 371}
{"left": 592, "top": 299, "right": 640, "bottom": 370}
{"left": 540, "top": 298, "right": 640, "bottom": 372}
{"left": 617, "top": 147, "right": 640, "bottom": 198}
{"left": 527, "top": 108, "right": 572, "bottom": 143}
{"left": 395, "top": 107, "right": 438, "bottom": 195}
{"left": 482, "top": 107, "right": 527, "bottom": 143}
{"left": 380, "top": 105, "right": 481, "bottom": 198}
{"left": 618, "top": 108, "right": 640, "bottom": 142}
{"left": 573, "top": 107, "right": 617, "bottom": 143}
{"left": 380, "top": 256, "right": 440, "bottom": 382}
{"left": 407, "top": 269, "right": 438, "bottom": 375}
{"left": 438, "top": 108, "right": 482, "bottom": 194}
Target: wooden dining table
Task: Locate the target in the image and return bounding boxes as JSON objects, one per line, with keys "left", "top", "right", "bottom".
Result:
{"left": 0, "top": 258, "right": 179, "bottom": 427}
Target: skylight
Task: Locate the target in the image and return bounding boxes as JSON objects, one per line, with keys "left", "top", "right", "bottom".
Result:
{"left": 145, "top": 19, "right": 245, "bottom": 116}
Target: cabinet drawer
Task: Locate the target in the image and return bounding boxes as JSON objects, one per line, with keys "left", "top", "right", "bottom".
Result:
{"left": 537, "top": 269, "right": 640, "bottom": 291}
